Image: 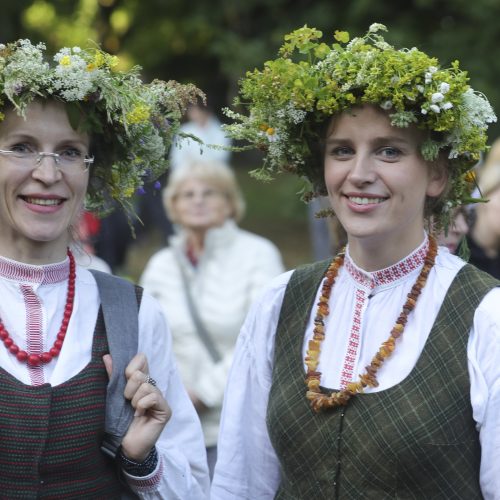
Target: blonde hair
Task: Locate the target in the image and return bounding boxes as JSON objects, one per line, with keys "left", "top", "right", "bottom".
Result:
{"left": 478, "top": 138, "right": 500, "bottom": 197}
{"left": 164, "top": 160, "right": 246, "bottom": 223}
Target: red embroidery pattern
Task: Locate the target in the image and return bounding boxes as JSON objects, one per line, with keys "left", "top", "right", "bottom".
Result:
{"left": 0, "top": 256, "right": 70, "bottom": 384}
{"left": 0, "top": 257, "right": 68, "bottom": 284}
{"left": 345, "top": 237, "right": 429, "bottom": 288}
{"left": 21, "top": 285, "right": 45, "bottom": 386}
{"left": 126, "top": 456, "right": 164, "bottom": 492}
{"left": 340, "top": 287, "right": 368, "bottom": 389}
{"left": 340, "top": 237, "right": 429, "bottom": 389}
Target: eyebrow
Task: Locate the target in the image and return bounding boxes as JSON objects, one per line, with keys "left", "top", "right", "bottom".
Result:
{"left": 2, "top": 132, "right": 89, "bottom": 149}
{"left": 325, "top": 135, "right": 413, "bottom": 147}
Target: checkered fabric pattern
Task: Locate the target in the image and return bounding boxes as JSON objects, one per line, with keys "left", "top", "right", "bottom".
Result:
{"left": 267, "top": 262, "right": 498, "bottom": 499}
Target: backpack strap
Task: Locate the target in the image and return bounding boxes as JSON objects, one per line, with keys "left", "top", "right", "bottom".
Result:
{"left": 89, "top": 269, "right": 142, "bottom": 460}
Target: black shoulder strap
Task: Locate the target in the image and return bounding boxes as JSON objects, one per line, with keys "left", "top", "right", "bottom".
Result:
{"left": 89, "top": 269, "right": 141, "bottom": 459}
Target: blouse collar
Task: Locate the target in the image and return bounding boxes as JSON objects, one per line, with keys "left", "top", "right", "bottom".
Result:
{"left": 344, "top": 234, "right": 429, "bottom": 291}
{"left": 0, "top": 254, "right": 69, "bottom": 285}
{"left": 171, "top": 219, "right": 238, "bottom": 262}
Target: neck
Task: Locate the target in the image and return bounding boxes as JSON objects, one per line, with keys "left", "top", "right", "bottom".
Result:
{"left": 0, "top": 240, "right": 69, "bottom": 265}
{"left": 347, "top": 232, "right": 426, "bottom": 271}
{"left": 185, "top": 229, "right": 206, "bottom": 259}
{"left": 472, "top": 216, "right": 500, "bottom": 258}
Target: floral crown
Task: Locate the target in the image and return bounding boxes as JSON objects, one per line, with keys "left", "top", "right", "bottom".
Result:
{"left": 0, "top": 39, "right": 204, "bottom": 215}
{"left": 223, "top": 24, "right": 496, "bottom": 226}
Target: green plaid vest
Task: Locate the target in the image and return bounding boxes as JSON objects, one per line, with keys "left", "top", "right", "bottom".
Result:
{"left": 0, "top": 305, "right": 125, "bottom": 499}
{"left": 267, "top": 263, "right": 498, "bottom": 499}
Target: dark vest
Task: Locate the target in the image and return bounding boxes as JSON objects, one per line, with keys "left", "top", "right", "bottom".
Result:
{"left": 0, "top": 306, "right": 122, "bottom": 499}
{"left": 267, "top": 263, "right": 498, "bottom": 499}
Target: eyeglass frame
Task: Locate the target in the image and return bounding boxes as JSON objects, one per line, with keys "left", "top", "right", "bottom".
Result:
{"left": 0, "top": 149, "right": 94, "bottom": 172}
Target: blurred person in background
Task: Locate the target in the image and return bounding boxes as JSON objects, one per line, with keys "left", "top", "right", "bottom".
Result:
{"left": 467, "top": 137, "right": 500, "bottom": 278}
{"left": 140, "top": 159, "right": 284, "bottom": 478}
{"left": 72, "top": 210, "right": 112, "bottom": 273}
{"left": 436, "top": 207, "right": 470, "bottom": 255}
{"left": 169, "top": 103, "right": 232, "bottom": 170}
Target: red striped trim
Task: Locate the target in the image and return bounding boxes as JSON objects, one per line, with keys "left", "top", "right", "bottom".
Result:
{"left": 126, "top": 455, "right": 164, "bottom": 492}
{"left": 21, "top": 285, "right": 45, "bottom": 385}
{"left": 0, "top": 255, "right": 69, "bottom": 284}
{"left": 340, "top": 288, "right": 366, "bottom": 389}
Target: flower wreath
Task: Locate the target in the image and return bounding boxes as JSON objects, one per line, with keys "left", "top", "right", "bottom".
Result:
{"left": 223, "top": 23, "right": 496, "bottom": 229}
{"left": 0, "top": 39, "right": 205, "bottom": 215}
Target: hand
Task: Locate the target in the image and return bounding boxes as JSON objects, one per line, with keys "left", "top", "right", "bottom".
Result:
{"left": 103, "top": 353, "right": 172, "bottom": 462}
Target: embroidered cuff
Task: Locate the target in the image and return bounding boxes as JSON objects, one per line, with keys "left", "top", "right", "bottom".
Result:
{"left": 123, "top": 455, "right": 164, "bottom": 493}
{"left": 118, "top": 446, "right": 159, "bottom": 477}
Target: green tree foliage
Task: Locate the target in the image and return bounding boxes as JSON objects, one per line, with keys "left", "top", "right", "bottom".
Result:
{"left": 4, "top": 0, "right": 500, "bottom": 139}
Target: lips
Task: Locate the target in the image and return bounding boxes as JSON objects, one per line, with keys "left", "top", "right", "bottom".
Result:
{"left": 346, "top": 195, "right": 388, "bottom": 205}
{"left": 20, "top": 196, "right": 64, "bottom": 206}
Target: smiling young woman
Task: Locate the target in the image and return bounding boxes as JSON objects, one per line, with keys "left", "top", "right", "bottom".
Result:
{"left": 211, "top": 24, "right": 500, "bottom": 499}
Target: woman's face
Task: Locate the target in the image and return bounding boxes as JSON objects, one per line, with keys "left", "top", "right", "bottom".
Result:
{"left": 437, "top": 210, "right": 469, "bottom": 254}
{"left": 0, "top": 100, "right": 90, "bottom": 262}
{"left": 172, "top": 177, "right": 231, "bottom": 232}
{"left": 324, "top": 105, "right": 446, "bottom": 260}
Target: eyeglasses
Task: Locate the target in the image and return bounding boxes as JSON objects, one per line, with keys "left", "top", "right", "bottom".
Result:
{"left": 0, "top": 148, "right": 94, "bottom": 173}
{"left": 176, "top": 188, "right": 225, "bottom": 202}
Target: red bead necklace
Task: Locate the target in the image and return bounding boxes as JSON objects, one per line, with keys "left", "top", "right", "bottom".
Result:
{"left": 0, "top": 249, "right": 76, "bottom": 367}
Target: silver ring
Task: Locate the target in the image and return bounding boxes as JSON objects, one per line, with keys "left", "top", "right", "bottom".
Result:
{"left": 145, "top": 375, "right": 157, "bottom": 387}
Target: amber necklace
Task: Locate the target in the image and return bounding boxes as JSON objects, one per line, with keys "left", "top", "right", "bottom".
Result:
{"left": 305, "top": 235, "right": 438, "bottom": 413}
{"left": 0, "top": 249, "right": 76, "bottom": 367}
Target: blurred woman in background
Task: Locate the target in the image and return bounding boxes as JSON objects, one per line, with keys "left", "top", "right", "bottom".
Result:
{"left": 467, "top": 138, "right": 500, "bottom": 278}
{"left": 140, "top": 159, "right": 284, "bottom": 477}
{"left": 436, "top": 207, "right": 470, "bottom": 255}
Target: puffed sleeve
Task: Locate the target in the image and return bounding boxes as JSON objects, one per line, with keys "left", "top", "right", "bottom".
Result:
{"left": 468, "top": 287, "right": 500, "bottom": 500}
{"left": 211, "top": 272, "right": 292, "bottom": 499}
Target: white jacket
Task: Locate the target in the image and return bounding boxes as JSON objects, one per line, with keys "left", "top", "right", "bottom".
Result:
{"left": 140, "top": 220, "right": 284, "bottom": 445}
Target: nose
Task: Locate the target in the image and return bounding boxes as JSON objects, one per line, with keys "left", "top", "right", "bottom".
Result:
{"left": 347, "top": 152, "right": 376, "bottom": 185}
{"left": 31, "top": 155, "right": 62, "bottom": 183}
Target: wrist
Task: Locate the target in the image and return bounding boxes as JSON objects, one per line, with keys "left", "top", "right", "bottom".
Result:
{"left": 118, "top": 446, "right": 158, "bottom": 477}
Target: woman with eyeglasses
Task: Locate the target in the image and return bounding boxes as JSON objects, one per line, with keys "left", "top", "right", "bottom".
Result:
{"left": 0, "top": 40, "right": 209, "bottom": 498}
{"left": 140, "top": 159, "right": 284, "bottom": 478}
{"left": 211, "top": 25, "right": 500, "bottom": 498}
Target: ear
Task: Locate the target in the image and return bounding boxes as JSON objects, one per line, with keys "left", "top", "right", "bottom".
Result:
{"left": 426, "top": 163, "right": 448, "bottom": 198}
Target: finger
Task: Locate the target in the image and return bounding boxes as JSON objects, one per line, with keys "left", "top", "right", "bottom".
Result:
{"left": 124, "top": 353, "right": 148, "bottom": 379}
{"left": 102, "top": 354, "right": 113, "bottom": 378}
{"left": 132, "top": 390, "right": 171, "bottom": 419}
{"left": 129, "top": 379, "right": 160, "bottom": 408}
{"left": 124, "top": 369, "right": 152, "bottom": 400}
